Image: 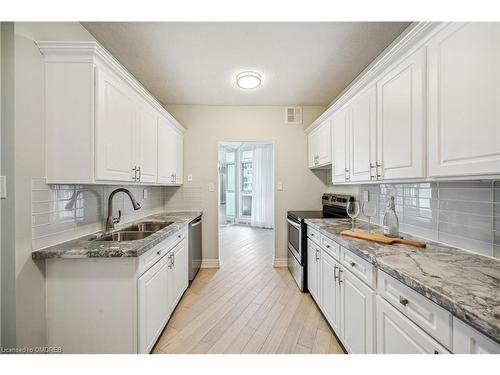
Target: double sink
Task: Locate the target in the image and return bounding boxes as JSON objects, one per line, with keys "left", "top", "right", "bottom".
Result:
{"left": 91, "top": 221, "right": 173, "bottom": 242}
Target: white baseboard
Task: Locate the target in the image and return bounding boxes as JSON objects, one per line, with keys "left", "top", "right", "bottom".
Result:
{"left": 200, "top": 259, "right": 220, "bottom": 268}
{"left": 273, "top": 258, "right": 288, "bottom": 268}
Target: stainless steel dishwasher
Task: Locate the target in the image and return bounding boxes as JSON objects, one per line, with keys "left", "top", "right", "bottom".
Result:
{"left": 188, "top": 216, "right": 202, "bottom": 284}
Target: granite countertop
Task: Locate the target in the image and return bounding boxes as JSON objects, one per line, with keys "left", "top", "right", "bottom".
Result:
{"left": 31, "top": 211, "right": 202, "bottom": 260}
{"left": 305, "top": 218, "right": 500, "bottom": 343}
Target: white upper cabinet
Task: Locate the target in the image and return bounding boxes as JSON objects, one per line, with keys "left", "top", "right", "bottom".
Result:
{"left": 39, "top": 41, "right": 184, "bottom": 185}
{"left": 428, "top": 23, "right": 500, "bottom": 178}
{"left": 95, "top": 66, "right": 137, "bottom": 182}
{"left": 308, "top": 119, "right": 331, "bottom": 168}
{"left": 349, "top": 85, "right": 377, "bottom": 182}
{"left": 135, "top": 99, "right": 159, "bottom": 183}
{"left": 376, "top": 47, "right": 426, "bottom": 180}
{"left": 331, "top": 108, "right": 350, "bottom": 183}
{"left": 157, "top": 117, "right": 183, "bottom": 185}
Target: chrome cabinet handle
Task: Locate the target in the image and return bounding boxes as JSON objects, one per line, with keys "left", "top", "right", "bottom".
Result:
{"left": 315, "top": 249, "right": 319, "bottom": 262}
{"left": 350, "top": 261, "right": 356, "bottom": 268}
{"left": 157, "top": 249, "right": 162, "bottom": 255}
{"left": 338, "top": 268, "right": 343, "bottom": 284}
{"left": 325, "top": 244, "right": 330, "bottom": 249}
{"left": 376, "top": 162, "right": 383, "bottom": 178}
{"left": 137, "top": 166, "right": 141, "bottom": 182}
{"left": 168, "top": 254, "right": 173, "bottom": 268}
{"left": 399, "top": 296, "right": 409, "bottom": 306}
{"left": 132, "top": 166, "right": 137, "bottom": 181}
{"left": 334, "top": 264, "right": 338, "bottom": 282}
{"left": 172, "top": 253, "right": 175, "bottom": 267}
{"left": 369, "top": 163, "right": 375, "bottom": 180}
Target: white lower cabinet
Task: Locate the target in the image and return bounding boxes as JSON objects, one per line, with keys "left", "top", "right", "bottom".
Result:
{"left": 453, "top": 318, "right": 500, "bottom": 354}
{"left": 340, "top": 267, "right": 376, "bottom": 354}
{"left": 139, "top": 236, "right": 188, "bottom": 354}
{"left": 170, "top": 238, "right": 189, "bottom": 310}
{"left": 138, "top": 252, "right": 171, "bottom": 354}
{"left": 321, "top": 251, "right": 341, "bottom": 333}
{"left": 46, "top": 226, "right": 190, "bottom": 354}
{"left": 307, "top": 239, "right": 322, "bottom": 305}
{"left": 376, "top": 296, "right": 449, "bottom": 354}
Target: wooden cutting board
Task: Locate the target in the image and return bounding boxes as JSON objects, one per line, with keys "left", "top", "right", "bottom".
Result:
{"left": 340, "top": 230, "right": 426, "bottom": 248}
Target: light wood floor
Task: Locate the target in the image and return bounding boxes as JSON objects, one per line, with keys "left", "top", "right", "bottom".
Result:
{"left": 152, "top": 225, "right": 345, "bottom": 354}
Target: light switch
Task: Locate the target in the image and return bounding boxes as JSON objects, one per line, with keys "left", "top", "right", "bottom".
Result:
{"left": 276, "top": 181, "right": 283, "bottom": 191}
{"left": 208, "top": 183, "right": 215, "bottom": 192}
{"left": 187, "top": 174, "right": 193, "bottom": 182}
{"left": 143, "top": 188, "right": 148, "bottom": 199}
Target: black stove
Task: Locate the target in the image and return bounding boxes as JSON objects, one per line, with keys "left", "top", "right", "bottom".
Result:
{"left": 286, "top": 193, "right": 354, "bottom": 291}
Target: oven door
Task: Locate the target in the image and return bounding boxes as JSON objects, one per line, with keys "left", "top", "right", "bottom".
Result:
{"left": 287, "top": 217, "right": 302, "bottom": 264}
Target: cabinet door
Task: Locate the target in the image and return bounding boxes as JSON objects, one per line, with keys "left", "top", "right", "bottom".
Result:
{"left": 157, "top": 116, "right": 176, "bottom": 184}
{"left": 138, "top": 255, "right": 170, "bottom": 354}
{"left": 317, "top": 120, "right": 332, "bottom": 166}
{"left": 331, "top": 108, "right": 350, "bottom": 183}
{"left": 307, "top": 239, "right": 320, "bottom": 304}
{"left": 453, "top": 318, "right": 500, "bottom": 354}
{"left": 376, "top": 296, "right": 449, "bottom": 354}
{"left": 340, "top": 268, "right": 375, "bottom": 353}
{"left": 308, "top": 129, "right": 319, "bottom": 168}
{"left": 136, "top": 101, "right": 158, "bottom": 183}
{"left": 321, "top": 250, "right": 341, "bottom": 333}
{"left": 172, "top": 238, "right": 189, "bottom": 309}
{"left": 428, "top": 23, "right": 500, "bottom": 178}
{"left": 350, "top": 85, "right": 377, "bottom": 182}
{"left": 376, "top": 48, "right": 426, "bottom": 180}
{"left": 95, "top": 67, "right": 136, "bottom": 182}
{"left": 174, "top": 129, "right": 184, "bottom": 184}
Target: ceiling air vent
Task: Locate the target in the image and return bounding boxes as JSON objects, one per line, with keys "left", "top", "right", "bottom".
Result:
{"left": 285, "top": 107, "right": 302, "bottom": 125}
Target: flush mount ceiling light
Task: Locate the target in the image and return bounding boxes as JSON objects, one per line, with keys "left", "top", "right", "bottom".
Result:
{"left": 236, "top": 71, "right": 262, "bottom": 89}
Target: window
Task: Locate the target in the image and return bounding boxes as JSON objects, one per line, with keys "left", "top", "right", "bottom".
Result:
{"left": 241, "top": 161, "right": 252, "bottom": 193}
{"left": 240, "top": 150, "right": 253, "bottom": 218}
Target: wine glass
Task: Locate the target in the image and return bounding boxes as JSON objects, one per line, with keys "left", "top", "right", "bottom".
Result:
{"left": 362, "top": 201, "right": 377, "bottom": 233}
{"left": 346, "top": 200, "right": 360, "bottom": 231}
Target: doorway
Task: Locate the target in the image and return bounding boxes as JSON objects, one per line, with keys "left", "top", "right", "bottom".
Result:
{"left": 217, "top": 142, "right": 275, "bottom": 266}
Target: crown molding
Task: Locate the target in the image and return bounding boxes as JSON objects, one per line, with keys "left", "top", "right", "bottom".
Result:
{"left": 36, "top": 41, "right": 185, "bottom": 133}
{"left": 304, "top": 22, "right": 445, "bottom": 134}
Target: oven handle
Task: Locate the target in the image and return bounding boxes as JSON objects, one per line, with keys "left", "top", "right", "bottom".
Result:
{"left": 287, "top": 218, "right": 301, "bottom": 229}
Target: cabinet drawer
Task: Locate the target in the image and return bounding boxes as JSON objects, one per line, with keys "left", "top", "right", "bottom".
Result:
{"left": 320, "top": 234, "right": 340, "bottom": 260}
{"left": 377, "top": 271, "right": 452, "bottom": 349}
{"left": 307, "top": 226, "right": 321, "bottom": 244}
{"left": 453, "top": 318, "right": 500, "bottom": 354}
{"left": 138, "top": 228, "right": 186, "bottom": 275}
{"left": 376, "top": 296, "right": 450, "bottom": 354}
{"left": 340, "top": 247, "right": 376, "bottom": 289}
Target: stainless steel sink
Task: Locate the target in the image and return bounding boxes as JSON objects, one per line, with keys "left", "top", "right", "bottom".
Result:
{"left": 90, "top": 220, "right": 173, "bottom": 242}
{"left": 122, "top": 221, "right": 172, "bottom": 232}
{"left": 94, "top": 231, "right": 155, "bottom": 242}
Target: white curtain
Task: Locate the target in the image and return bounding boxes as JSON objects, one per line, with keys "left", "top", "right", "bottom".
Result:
{"left": 251, "top": 144, "right": 274, "bottom": 229}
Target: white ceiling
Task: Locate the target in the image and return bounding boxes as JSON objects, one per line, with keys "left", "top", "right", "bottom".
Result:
{"left": 82, "top": 22, "right": 410, "bottom": 106}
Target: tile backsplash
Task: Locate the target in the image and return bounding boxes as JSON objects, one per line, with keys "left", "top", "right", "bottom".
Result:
{"left": 359, "top": 181, "right": 500, "bottom": 258}
{"left": 31, "top": 178, "right": 165, "bottom": 250}
{"left": 164, "top": 184, "right": 203, "bottom": 211}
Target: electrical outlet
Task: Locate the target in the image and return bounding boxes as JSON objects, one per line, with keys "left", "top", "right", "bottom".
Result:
{"left": 187, "top": 174, "right": 193, "bottom": 182}
{"left": 143, "top": 188, "right": 148, "bottom": 199}
{"left": 276, "top": 182, "right": 283, "bottom": 191}
{"left": 208, "top": 183, "right": 215, "bottom": 192}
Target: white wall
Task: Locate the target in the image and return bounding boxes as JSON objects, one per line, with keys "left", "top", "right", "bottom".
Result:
{"left": 165, "top": 105, "right": 333, "bottom": 263}
{"left": 14, "top": 22, "right": 96, "bottom": 349}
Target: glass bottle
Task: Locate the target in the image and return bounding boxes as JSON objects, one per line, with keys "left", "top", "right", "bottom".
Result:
{"left": 383, "top": 196, "right": 399, "bottom": 237}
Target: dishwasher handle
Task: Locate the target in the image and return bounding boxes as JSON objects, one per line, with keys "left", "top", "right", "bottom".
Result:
{"left": 190, "top": 218, "right": 202, "bottom": 227}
